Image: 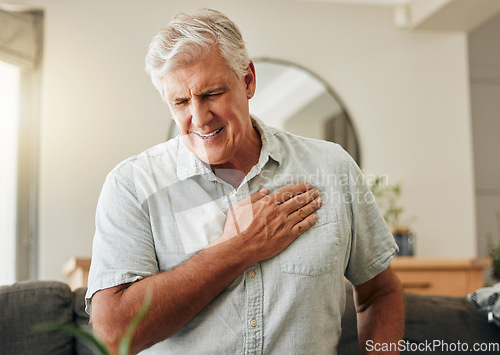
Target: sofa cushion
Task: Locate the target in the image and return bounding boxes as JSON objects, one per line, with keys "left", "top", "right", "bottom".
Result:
{"left": 0, "top": 280, "right": 75, "bottom": 355}
{"left": 338, "top": 283, "right": 500, "bottom": 355}
{"left": 404, "top": 292, "right": 500, "bottom": 354}
{"left": 73, "top": 287, "right": 94, "bottom": 355}
{"left": 467, "top": 282, "right": 500, "bottom": 327}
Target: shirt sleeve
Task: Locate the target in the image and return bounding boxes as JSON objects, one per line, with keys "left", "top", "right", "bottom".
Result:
{"left": 85, "top": 165, "right": 158, "bottom": 313}
{"left": 343, "top": 154, "right": 399, "bottom": 286}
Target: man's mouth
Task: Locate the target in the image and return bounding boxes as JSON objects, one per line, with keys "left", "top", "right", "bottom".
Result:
{"left": 195, "top": 128, "right": 223, "bottom": 139}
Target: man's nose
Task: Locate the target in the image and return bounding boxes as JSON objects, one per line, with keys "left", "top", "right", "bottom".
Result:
{"left": 190, "top": 100, "right": 213, "bottom": 127}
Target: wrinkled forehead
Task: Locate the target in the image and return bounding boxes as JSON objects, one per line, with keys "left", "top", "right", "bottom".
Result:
{"left": 162, "top": 48, "right": 236, "bottom": 99}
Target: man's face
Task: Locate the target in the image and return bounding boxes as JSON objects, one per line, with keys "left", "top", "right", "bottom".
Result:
{"left": 163, "top": 47, "right": 257, "bottom": 168}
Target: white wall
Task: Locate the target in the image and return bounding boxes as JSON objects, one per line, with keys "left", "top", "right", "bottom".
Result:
{"left": 469, "top": 13, "right": 500, "bottom": 257}
{"left": 5, "top": 0, "right": 477, "bottom": 282}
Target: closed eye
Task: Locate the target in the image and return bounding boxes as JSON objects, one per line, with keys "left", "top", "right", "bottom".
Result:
{"left": 171, "top": 99, "right": 189, "bottom": 107}
{"left": 205, "top": 92, "right": 223, "bottom": 98}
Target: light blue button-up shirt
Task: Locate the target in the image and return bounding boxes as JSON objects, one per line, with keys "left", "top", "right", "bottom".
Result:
{"left": 86, "top": 117, "right": 397, "bottom": 354}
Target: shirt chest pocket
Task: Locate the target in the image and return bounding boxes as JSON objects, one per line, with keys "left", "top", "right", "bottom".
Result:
{"left": 279, "top": 208, "right": 339, "bottom": 276}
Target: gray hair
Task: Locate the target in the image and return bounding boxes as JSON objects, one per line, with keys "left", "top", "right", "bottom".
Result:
{"left": 145, "top": 8, "right": 251, "bottom": 99}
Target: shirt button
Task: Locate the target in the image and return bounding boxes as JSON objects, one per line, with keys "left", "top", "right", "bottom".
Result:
{"left": 250, "top": 319, "right": 257, "bottom": 327}
{"left": 248, "top": 271, "right": 256, "bottom": 278}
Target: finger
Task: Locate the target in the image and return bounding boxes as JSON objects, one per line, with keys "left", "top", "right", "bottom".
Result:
{"left": 290, "top": 213, "right": 318, "bottom": 238}
{"left": 270, "top": 182, "right": 312, "bottom": 205}
{"left": 247, "top": 187, "right": 269, "bottom": 204}
{"left": 288, "top": 196, "right": 322, "bottom": 225}
{"left": 281, "top": 188, "right": 320, "bottom": 215}
{"left": 229, "top": 188, "right": 268, "bottom": 210}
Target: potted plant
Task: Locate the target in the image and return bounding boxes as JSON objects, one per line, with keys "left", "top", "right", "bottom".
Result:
{"left": 370, "top": 175, "right": 414, "bottom": 256}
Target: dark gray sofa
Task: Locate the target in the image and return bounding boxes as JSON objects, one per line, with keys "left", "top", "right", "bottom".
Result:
{"left": 0, "top": 280, "right": 93, "bottom": 355}
{"left": 1, "top": 280, "right": 500, "bottom": 354}
{"left": 339, "top": 283, "right": 500, "bottom": 354}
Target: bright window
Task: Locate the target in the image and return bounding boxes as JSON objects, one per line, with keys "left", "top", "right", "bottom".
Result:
{"left": 0, "top": 60, "right": 21, "bottom": 285}
{"left": 0, "top": 8, "right": 43, "bottom": 284}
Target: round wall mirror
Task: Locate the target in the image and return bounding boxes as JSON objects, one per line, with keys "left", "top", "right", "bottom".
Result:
{"left": 168, "top": 58, "right": 360, "bottom": 166}
{"left": 250, "top": 58, "right": 360, "bottom": 165}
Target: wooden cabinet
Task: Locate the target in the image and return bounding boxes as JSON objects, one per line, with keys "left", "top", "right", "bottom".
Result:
{"left": 391, "top": 257, "right": 492, "bottom": 297}
{"left": 63, "top": 256, "right": 492, "bottom": 297}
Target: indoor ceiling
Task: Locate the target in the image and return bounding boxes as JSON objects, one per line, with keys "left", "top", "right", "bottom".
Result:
{"left": 296, "top": 0, "right": 411, "bottom": 5}
{"left": 294, "top": 0, "right": 500, "bottom": 32}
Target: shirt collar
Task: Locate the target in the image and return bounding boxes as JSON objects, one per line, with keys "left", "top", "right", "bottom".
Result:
{"left": 252, "top": 115, "right": 282, "bottom": 167}
{"left": 175, "top": 115, "right": 282, "bottom": 181}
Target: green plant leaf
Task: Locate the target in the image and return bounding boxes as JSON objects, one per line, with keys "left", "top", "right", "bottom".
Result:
{"left": 35, "top": 323, "right": 110, "bottom": 355}
{"left": 118, "top": 288, "right": 153, "bottom": 355}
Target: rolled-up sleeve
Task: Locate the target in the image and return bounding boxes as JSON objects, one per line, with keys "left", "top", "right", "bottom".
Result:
{"left": 85, "top": 165, "right": 158, "bottom": 313}
{"left": 343, "top": 155, "right": 398, "bottom": 286}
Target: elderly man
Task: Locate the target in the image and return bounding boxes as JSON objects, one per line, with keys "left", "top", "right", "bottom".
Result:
{"left": 86, "top": 8, "right": 404, "bottom": 354}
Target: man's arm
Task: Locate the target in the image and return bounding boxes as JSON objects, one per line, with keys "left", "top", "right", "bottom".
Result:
{"left": 90, "top": 183, "right": 322, "bottom": 354}
{"left": 353, "top": 266, "right": 405, "bottom": 354}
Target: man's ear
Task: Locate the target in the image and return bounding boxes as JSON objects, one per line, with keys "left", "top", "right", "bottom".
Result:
{"left": 245, "top": 61, "right": 256, "bottom": 100}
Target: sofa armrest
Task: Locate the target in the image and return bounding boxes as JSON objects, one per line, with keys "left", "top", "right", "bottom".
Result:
{"left": 0, "top": 280, "right": 75, "bottom": 354}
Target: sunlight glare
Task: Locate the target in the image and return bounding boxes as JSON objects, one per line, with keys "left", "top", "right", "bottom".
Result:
{"left": 0, "top": 60, "right": 21, "bottom": 285}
